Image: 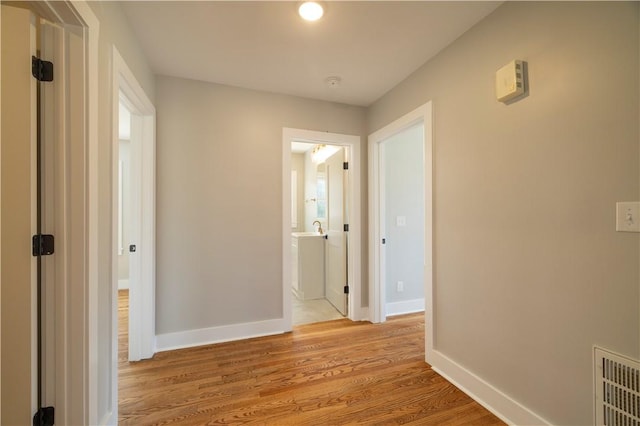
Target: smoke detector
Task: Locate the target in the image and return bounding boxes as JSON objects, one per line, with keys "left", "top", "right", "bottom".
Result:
{"left": 325, "top": 76, "right": 341, "bottom": 88}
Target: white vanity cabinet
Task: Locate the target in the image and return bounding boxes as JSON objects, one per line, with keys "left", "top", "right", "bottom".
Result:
{"left": 291, "top": 233, "right": 325, "bottom": 300}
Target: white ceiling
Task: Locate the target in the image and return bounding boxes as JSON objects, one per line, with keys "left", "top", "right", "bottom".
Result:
{"left": 121, "top": 1, "right": 501, "bottom": 107}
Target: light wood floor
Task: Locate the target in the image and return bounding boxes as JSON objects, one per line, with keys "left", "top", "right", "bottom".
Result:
{"left": 118, "top": 290, "right": 504, "bottom": 425}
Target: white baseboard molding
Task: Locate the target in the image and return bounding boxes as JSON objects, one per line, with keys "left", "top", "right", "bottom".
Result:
{"left": 292, "top": 287, "right": 303, "bottom": 300}
{"left": 429, "top": 349, "right": 550, "bottom": 425}
{"left": 98, "top": 409, "right": 114, "bottom": 426}
{"left": 386, "top": 298, "right": 425, "bottom": 317}
{"left": 118, "top": 279, "right": 129, "bottom": 290}
{"left": 155, "top": 318, "right": 286, "bottom": 352}
{"left": 357, "top": 306, "right": 370, "bottom": 322}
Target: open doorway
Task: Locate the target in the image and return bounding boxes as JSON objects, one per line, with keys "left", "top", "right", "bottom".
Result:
{"left": 368, "top": 102, "right": 433, "bottom": 327}
{"left": 283, "top": 128, "right": 362, "bottom": 331}
{"left": 290, "top": 142, "right": 348, "bottom": 325}
{"left": 116, "top": 99, "right": 133, "bottom": 366}
{"left": 378, "top": 123, "right": 425, "bottom": 318}
{"left": 117, "top": 100, "right": 132, "bottom": 291}
{"left": 111, "top": 46, "right": 156, "bottom": 420}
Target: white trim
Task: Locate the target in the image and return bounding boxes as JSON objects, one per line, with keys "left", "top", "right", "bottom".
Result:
{"left": 156, "top": 319, "right": 286, "bottom": 352}
{"left": 117, "top": 279, "right": 129, "bottom": 291}
{"left": 430, "top": 350, "right": 551, "bottom": 425}
{"left": 112, "top": 46, "right": 156, "bottom": 364}
{"left": 359, "top": 307, "right": 369, "bottom": 322}
{"left": 117, "top": 160, "right": 123, "bottom": 255}
{"left": 385, "top": 298, "right": 425, "bottom": 317}
{"left": 78, "top": 4, "right": 100, "bottom": 423}
{"left": 0, "top": 6, "right": 3, "bottom": 422}
{"left": 368, "top": 102, "right": 433, "bottom": 327}
{"left": 50, "top": 2, "right": 101, "bottom": 424}
{"left": 282, "top": 128, "right": 362, "bottom": 330}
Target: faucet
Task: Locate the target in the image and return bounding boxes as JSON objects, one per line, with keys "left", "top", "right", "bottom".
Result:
{"left": 312, "top": 220, "right": 324, "bottom": 234}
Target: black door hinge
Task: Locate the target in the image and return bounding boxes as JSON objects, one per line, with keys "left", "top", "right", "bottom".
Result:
{"left": 382, "top": 238, "right": 386, "bottom": 244}
{"left": 33, "top": 406, "right": 54, "bottom": 426}
{"left": 32, "top": 56, "right": 54, "bottom": 82}
{"left": 32, "top": 235, "right": 54, "bottom": 257}
{"left": 344, "top": 285, "right": 349, "bottom": 294}
{"left": 343, "top": 162, "right": 349, "bottom": 170}
{"left": 343, "top": 224, "right": 349, "bottom": 232}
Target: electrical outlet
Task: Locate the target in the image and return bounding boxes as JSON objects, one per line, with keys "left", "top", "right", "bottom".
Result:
{"left": 397, "top": 281, "right": 404, "bottom": 292}
{"left": 396, "top": 216, "right": 406, "bottom": 227}
{"left": 616, "top": 202, "right": 640, "bottom": 232}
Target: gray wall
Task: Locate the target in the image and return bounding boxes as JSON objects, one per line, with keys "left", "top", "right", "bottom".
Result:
{"left": 383, "top": 124, "right": 424, "bottom": 304}
{"left": 88, "top": 2, "right": 156, "bottom": 103}
{"left": 368, "top": 2, "right": 639, "bottom": 424}
{"left": 156, "top": 75, "right": 367, "bottom": 334}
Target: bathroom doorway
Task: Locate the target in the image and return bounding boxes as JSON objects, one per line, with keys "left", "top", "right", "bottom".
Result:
{"left": 283, "top": 128, "right": 362, "bottom": 330}
{"left": 290, "top": 143, "right": 345, "bottom": 325}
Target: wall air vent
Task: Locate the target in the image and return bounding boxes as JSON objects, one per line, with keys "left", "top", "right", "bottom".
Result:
{"left": 595, "top": 347, "right": 640, "bottom": 425}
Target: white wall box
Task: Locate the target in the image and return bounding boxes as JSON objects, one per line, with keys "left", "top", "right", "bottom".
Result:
{"left": 496, "top": 60, "right": 525, "bottom": 102}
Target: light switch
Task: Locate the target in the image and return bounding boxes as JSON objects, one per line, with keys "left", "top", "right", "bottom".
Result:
{"left": 616, "top": 202, "right": 640, "bottom": 232}
{"left": 396, "top": 216, "right": 406, "bottom": 227}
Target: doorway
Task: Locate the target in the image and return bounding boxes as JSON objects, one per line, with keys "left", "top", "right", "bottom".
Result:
{"left": 283, "top": 128, "right": 362, "bottom": 331}
{"left": 368, "top": 102, "right": 433, "bottom": 327}
{"left": 1, "top": 2, "right": 98, "bottom": 423}
{"left": 111, "top": 46, "right": 156, "bottom": 423}
{"left": 111, "top": 41, "right": 156, "bottom": 372}
{"left": 380, "top": 123, "right": 425, "bottom": 318}
{"left": 117, "top": 101, "right": 132, "bottom": 294}
{"left": 290, "top": 142, "right": 348, "bottom": 325}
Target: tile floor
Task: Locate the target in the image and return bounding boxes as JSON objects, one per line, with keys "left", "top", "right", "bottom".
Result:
{"left": 292, "top": 295, "right": 344, "bottom": 325}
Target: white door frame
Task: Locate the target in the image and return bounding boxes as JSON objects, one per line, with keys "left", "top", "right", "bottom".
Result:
{"left": 51, "top": 2, "right": 100, "bottom": 423}
{"left": 6, "top": 1, "right": 101, "bottom": 423}
{"left": 282, "top": 128, "right": 362, "bottom": 330}
{"left": 368, "top": 102, "right": 433, "bottom": 341}
{"left": 111, "top": 46, "right": 156, "bottom": 367}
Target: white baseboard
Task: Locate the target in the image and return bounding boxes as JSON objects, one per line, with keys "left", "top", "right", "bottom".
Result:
{"left": 429, "top": 349, "right": 550, "bottom": 425}
{"left": 357, "top": 306, "right": 370, "bottom": 322}
{"left": 118, "top": 279, "right": 129, "bottom": 290}
{"left": 386, "top": 298, "right": 425, "bottom": 317}
{"left": 155, "top": 318, "right": 286, "bottom": 352}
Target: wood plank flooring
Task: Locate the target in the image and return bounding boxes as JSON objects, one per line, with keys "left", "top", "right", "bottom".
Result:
{"left": 118, "top": 290, "right": 504, "bottom": 425}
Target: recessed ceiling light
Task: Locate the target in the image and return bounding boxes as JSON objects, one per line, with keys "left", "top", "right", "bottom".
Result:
{"left": 298, "top": 2, "right": 324, "bottom": 22}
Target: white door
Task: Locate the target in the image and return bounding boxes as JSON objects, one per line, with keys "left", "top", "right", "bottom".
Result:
{"left": 325, "top": 147, "right": 347, "bottom": 315}
{"left": 2, "top": 5, "right": 90, "bottom": 423}
{"left": 1, "top": 5, "right": 38, "bottom": 423}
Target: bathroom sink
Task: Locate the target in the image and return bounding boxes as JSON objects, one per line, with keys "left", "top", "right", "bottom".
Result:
{"left": 292, "top": 232, "right": 324, "bottom": 237}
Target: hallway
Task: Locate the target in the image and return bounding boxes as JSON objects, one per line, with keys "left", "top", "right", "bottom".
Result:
{"left": 118, "top": 291, "right": 502, "bottom": 425}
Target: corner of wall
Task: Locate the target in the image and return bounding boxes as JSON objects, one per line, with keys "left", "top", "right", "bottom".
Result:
{"left": 429, "top": 351, "right": 551, "bottom": 426}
